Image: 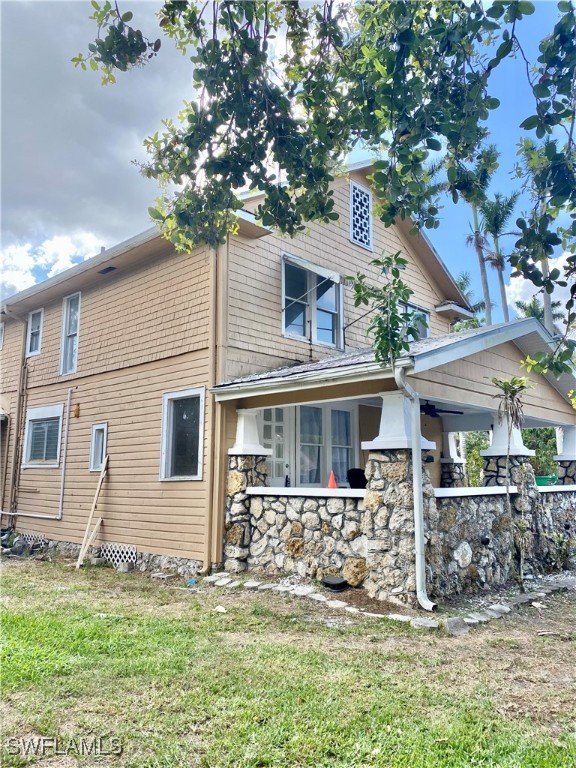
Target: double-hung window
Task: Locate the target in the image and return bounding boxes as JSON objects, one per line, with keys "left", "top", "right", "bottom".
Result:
{"left": 90, "top": 423, "right": 108, "bottom": 471}
{"left": 298, "top": 405, "right": 354, "bottom": 486}
{"left": 60, "top": 293, "right": 81, "bottom": 375}
{"left": 160, "top": 387, "right": 205, "bottom": 480}
{"left": 350, "top": 181, "right": 373, "bottom": 250}
{"left": 282, "top": 255, "right": 343, "bottom": 347}
{"left": 26, "top": 309, "right": 44, "bottom": 357}
{"left": 22, "top": 404, "right": 64, "bottom": 468}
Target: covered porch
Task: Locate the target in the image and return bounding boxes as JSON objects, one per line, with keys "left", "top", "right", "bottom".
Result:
{"left": 212, "top": 319, "right": 576, "bottom": 607}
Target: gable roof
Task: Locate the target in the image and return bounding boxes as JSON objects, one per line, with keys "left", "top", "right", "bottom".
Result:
{"left": 213, "top": 318, "right": 576, "bottom": 403}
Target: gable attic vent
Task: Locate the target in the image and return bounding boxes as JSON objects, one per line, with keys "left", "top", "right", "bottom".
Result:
{"left": 98, "top": 266, "right": 117, "bottom": 275}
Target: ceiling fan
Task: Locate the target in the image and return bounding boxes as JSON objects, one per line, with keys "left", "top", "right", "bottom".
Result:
{"left": 420, "top": 401, "right": 464, "bottom": 418}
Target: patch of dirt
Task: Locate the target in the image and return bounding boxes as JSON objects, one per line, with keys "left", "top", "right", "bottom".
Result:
{"left": 332, "top": 586, "right": 414, "bottom": 615}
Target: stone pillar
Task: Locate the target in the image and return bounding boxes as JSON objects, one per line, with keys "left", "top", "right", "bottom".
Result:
{"left": 480, "top": 421, "right": 534, "bottom": 486}
{"left": 440, "top": 431, "right": 466, "bottom": 488}
{"left": 223, "top": 409, "right": 272, "bottom": 573}
{"left": 362, "top": 449, "right": 437, "bottom": 607}
{"left": 554, "top": 426, "right": 576, "bottom": 485}
{"left": 224, "top": 455, "right": 269, "bottom": 572}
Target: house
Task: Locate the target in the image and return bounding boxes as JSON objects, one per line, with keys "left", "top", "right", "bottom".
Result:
{"left": 1, "top": 164, "right": 575, "bottom": 606}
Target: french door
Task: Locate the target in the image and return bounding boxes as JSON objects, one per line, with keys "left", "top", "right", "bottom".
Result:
{"left": 260, "top": 404, "right": 357, "bottom": 488}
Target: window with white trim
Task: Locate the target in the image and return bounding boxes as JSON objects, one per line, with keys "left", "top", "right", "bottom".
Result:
{"left": 350, "top": 181, "right": 373, "bottom": 250}
{"left": 160, "top": 387, "right": 205, "bottom": 480}
{"left": 26, "top": 309, "right": 44, "bottom": 357}
{"left": 60, "top": 293, "right": 80, "bottom": 375}
{"left": 0, "top": 322, "right": 4, "bottom": 350}
{"left": 400, "top": 302, "right": 430, "bottom": 339}
{"left": 22, "top": 404, "right": 64, "bottom": 468}
{"left": 89, "top": 423, "right": 108, "bottom": 471}
{"left": 282, "top": 256, "right": 343, "bottom": 347}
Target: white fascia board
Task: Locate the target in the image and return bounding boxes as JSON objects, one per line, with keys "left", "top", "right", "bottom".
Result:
{"left": 213, "top": 362, "right": 392, "bottom": 401}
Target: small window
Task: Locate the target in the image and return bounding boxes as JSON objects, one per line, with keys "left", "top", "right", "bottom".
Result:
{"left": 0, "top": 322, "right": 4, "bottom": 350}
{"left": 26, "top": 309, "right": 44, "bottom": 357}
{"left": 22, "top": 404, "right": 64, "bottom": 468}
{"left": 350, "top": 181, "right": 373, "bottom": 250}
{"left": 60, "top": 293, "right": 81, "bottom": 375}
{"left": 282, "top": 256, "right": 343, "bottom": 348}
{"left": 160, "top": 387, "right": 205, "bottom": 480}
{"left": 401, "top": 302, "right": 430, "bottom": 340}
{"left": 90, "top": 423, "right": 108, "bottom": 471}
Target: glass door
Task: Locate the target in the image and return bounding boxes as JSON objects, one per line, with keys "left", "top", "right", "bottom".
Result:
{"left": 261, "top": 407, "right": 294, "bottom": 486}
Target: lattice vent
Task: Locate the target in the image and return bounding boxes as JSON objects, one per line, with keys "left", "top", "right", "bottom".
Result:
{"left": 350, "top": 182, "right": 372, "bottom": 249}
{"left": 20, "top": 532, "right": 47, "bottom": 548}
{"left": 100, "top": 543, "right": 137, "bottom": 568}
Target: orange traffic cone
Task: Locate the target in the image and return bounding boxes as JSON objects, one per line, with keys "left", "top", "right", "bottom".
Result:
{"left": 327, "top": 470, "right": 338, "bottom": 489}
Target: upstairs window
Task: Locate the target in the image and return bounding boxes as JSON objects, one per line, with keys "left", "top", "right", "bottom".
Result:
{"left": 26, "top": 309, "right": 44, "bottom": 357}
{"left": 350, "top": 181, "right": 373, "bottom": 250}
{"left": 22, "top": 404, "right": 63, "bottom": 468}
{"left": 282, "top": 256, "right": 343, "bottom": 348}
{"left": 401, "top": 302, "right": 430, "bottom": 340}
{"left": 60, "top": 293, "right": 80, "bottom": 375}
{"left": 0, "top": 322, "right": 4, "bottom": 350}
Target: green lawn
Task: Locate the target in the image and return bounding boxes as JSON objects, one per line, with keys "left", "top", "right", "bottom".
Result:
{"left": 1, "top": 560, "right": 575, "bottom": 767}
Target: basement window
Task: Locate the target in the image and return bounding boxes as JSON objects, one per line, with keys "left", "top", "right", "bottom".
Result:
{"left": 22, "top": 404, "right": 64, "bottom": 468}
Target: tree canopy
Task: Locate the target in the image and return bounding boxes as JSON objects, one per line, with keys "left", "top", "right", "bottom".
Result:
{"left": 76, "top": 0, "right": 576, "bottom": 374}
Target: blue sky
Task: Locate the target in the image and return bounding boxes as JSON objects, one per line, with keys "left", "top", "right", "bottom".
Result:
{"left": 1, "top": 1, "right": 571, "bottom": 317}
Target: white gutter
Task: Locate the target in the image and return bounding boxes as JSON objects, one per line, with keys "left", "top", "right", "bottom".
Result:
{"left": 393, "top": 364, "right": 437, "bottom": 612}
{"left": 7, "top": 388, "right": 73, "bottom": 522}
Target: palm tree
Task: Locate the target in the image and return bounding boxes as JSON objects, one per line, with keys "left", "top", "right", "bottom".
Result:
{"left": 461, "top": 145, "right": 499, "bottom": 326}
{"left": 515, "top": 296, "right": 564, "bottom": 325}
{"left": 453, "top": 271, "right": 488, "bottom": 331}
{"left": 480, "top": 191, "right": 519, "bottom": 323}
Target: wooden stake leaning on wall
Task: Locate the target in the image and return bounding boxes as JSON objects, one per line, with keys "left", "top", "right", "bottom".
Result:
{"left": 76, "top": 455, "right": 109, "bottom": 569}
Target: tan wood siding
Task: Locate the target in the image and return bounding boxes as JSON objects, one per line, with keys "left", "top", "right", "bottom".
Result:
{"left": 21, "top": 244, "right": 210, "bottom": 389}
{"left": 13, "top": 350, "right": 212, "bottom": 559}
{"left": 413, "top": 341, "right": 576, "bottom": 424}
{"left": 227, "top": 174, "right": 452, "bottom": 380}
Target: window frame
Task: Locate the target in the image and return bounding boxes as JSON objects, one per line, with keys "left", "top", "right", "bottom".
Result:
{"left": 0, "top": 322, "right": 4, "bottom": 350}
{"left": 281, "top": 254, "right": 344, "bottom": 349}
{"left": 89, "top": 422, "right": 108, "bottom": 472}
{"left": 349, "top": 180, "right": 373, "bottom": 251}
{"left": 400, "top": 301, "right": 430, "bottom": 340}
{"left": 25, "top": 308, "right": 44, "bottom": 358}
{"left": 22, "top": 404, "right": 64, "bottom": 469}
{"left": 295, "top": 402, "right": 358, "bottom": 488}
{"left": 160, "top": 386, "right": 205, "bottom": 481}
{"left": 60, "top": 292, "right": 81, "bottom": 375}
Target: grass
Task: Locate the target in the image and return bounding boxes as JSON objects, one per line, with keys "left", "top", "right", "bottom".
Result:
{"left": 1, "top": 560, "right": 575, "bottom": 767}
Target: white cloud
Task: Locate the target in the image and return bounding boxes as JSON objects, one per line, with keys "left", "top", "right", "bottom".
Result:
{"left": 0, "top": 232, "right": 102, "bottom": 301}
{"left": 507, "top": 252, "right": 575, "bottom": 318}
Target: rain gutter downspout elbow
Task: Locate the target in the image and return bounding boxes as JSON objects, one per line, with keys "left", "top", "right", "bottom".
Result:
{"left": 393, "top": 363, "right": 437, "bottom": 612}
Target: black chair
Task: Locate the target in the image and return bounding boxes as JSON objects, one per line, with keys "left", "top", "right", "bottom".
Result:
{"left": 347, "top": 468, "right": 367, "bottom": 489}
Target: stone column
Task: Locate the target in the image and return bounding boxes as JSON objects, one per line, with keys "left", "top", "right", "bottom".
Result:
{"left": 554, "top": 425, "right": 576, "bottom": 485}
{"left": 224, "top": 455, "right": 269, "bottom": 572}
{"left": 480, "top": 421, "right": 535, "bottom": 486}
{"left": 440, "top": 431, "right": 466, "bottom": 488}
{"left": 223, "top": 409, "right": 271, "bottom": 573}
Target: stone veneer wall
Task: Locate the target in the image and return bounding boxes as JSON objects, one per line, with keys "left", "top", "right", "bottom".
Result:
{"left": 556, "top": 460, "right": 576, "bottom": 485}
{"left": 440, "top": 462, "right": 467, "bottom": 488}
{"left": 482, "top": 455, "right": 529, "bottom": 486}
{"left": 223, "top": 452, "right": 576, "bottom": 605}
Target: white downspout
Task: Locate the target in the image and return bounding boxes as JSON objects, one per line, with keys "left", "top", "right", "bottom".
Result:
{"left": 7, "top": 387, "right": 73, "bottom": 522}
{"left": 394, "top": 364, "right": 437, "bottom": 612}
